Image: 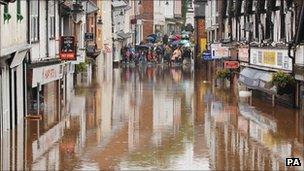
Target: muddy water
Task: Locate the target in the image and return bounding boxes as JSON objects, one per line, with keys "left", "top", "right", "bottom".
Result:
{"left": 1, "top": 64, "right": 303, "bottom": 170}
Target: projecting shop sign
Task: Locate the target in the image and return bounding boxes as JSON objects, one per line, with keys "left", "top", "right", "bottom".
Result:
{"left": 60, "top": 36, "right": 76, "bottom": 61}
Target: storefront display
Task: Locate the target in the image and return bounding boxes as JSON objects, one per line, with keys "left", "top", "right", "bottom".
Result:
{"left": 250, "top": 48, "right": 292, "bottom": 71}
{"left": 27, "top": 64, "right": 63, "bottom": 129}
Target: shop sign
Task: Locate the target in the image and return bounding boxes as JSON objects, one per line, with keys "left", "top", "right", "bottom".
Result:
{"left": 32, "top": 64, "right": 63, "bottom": 88}
{"left": 238, "top": 47, "right": 249, "bottom": 62}
{"left": 224, "top": 61, "right": 240, "bottom": 69}
{"left": 60, "top": 36, "right": 76, "bottom": 61}
{"left": 211, "top": 43, "right": 229, "bottom": 59}
{"left": 250, "top": 48, "right": 292, "bottom": 71}
{"left": 202, "top": 51, "right": 212, "bottom": 61}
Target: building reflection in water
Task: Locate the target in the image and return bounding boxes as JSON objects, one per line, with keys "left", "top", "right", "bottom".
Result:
{"left": 0, "top": 64, "right": 303, "bottom": 170}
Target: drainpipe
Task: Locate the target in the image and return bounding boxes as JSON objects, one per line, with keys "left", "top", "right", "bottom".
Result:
{"left": 0, "top": 6, "right": 2, "bottom": 58}
{"left": 46, "top": 0, "right": 49, "bottom": 57}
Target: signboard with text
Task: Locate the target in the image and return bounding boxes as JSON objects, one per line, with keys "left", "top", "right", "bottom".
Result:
{"left": 224, "top": 61, "right": 240, "bottom": 69}
{"left": 250, "top": 48, "right": 292, "bottom": 71}
{"left": 60, "top": 36, "right": 76, "bottom": 61}
{"left": 202, "top": 51, "right": 212, "bottom": 61}
{"left": 211, "top": 43, "right": 229, "bottom": 59}
{"left": 32, "top": 64, "right": 63, "bottom": 88}
{"left": 238, "top": 47, "right": 249, "bottom": 62}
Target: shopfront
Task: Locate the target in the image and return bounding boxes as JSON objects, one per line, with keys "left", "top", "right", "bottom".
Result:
{"left": 27, "top": 64, "right": 63, "bottom": 129}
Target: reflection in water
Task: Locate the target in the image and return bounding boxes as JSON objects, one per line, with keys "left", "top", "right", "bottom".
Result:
{"left": 0, "top": 62, "right": 303, "bottom": 170}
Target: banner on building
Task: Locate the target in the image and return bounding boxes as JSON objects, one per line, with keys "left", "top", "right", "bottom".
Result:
{"left": 60, "top": 36, "right": 76, "bottom": 61}
{"left": 211, "top": 43, "right": 229, "bottom": 59}
{"left": 250, "top": 48, "right": 292, "bottom": 71}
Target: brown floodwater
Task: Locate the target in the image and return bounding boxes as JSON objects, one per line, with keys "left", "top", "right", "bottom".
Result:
{"left": 1, "top": 63, "right": 303, "bottom": 170}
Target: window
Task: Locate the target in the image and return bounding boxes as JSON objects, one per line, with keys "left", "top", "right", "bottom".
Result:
{"left": 30, "top": 0, "right": 39, "bottom": 42}
{"left": 283, "top": 56, "right": 289, "bottom": 69}
{"left": 49, "top": 1, "right": 56, "bottom": 39}
{"left": 3, "top": 4, "right": 11, "bottom": 23}
{"left": 16, "top": 0, "right": 23, "bottom": 21}
{"left": 258, "top": 51, "right": 262, "bottom": 63}
{"left": 49, "top": 16, "right": 55, "bottom": 39}
{"left": 280, "top": 13, "right": 286, "bottom": 39}
{"left": 277, "top": 52, "right": 283, "bottom": 66}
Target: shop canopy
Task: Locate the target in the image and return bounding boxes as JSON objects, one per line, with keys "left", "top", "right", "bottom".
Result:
{"left": 239, "top": 67, "right": 274, "bottom": 92}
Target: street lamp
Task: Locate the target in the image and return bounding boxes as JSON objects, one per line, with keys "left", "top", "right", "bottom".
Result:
{"left": 97, "top": 15, "right": 103, "bottom": 25}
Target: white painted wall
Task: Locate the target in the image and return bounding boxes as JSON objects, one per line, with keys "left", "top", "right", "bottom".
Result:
{"left": 30, "top": 1, "right": 60, "bottom": 61}
{"left": 154, "top": 0, "right": 166, "bottom": 28}
{"left": 0, "top": 1, "right": 28, "bottom": 55}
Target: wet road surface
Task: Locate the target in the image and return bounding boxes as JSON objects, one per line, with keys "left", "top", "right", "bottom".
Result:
{"left": 1, "top": 64, "right": 303, "bottom": 170}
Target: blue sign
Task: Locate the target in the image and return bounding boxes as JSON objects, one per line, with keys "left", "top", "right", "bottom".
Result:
{"left": 202, "top": 51, "right": 212, "bottom": 61}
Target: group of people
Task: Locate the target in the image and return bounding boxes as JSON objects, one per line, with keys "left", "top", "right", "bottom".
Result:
{"left": 121, "top": 34, "right": 193, "bottom": 65}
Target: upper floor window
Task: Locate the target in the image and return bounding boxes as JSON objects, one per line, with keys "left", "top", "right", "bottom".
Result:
{"left": 30, "top": 0, "right": 39, "bottom": 42}
{"left": 49, "top": 1, "right": 56, "bottom": 39}
{"left": 16, "top": 0, "right": 23, "bottom": 21}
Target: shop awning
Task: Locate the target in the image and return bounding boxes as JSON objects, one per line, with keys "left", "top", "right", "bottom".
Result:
{"left": 10, "top": 49, "right": 29, "bottom": 68}
{"left": 239, "top": 68, "right": 260, "bottom": 88}
{"left": 239, "top": 67, "right": 275, "bottom": 92}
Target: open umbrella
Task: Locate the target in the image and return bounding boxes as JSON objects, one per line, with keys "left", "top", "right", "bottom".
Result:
{"left": 135, "top": 45, "right": 149, "bottom": 50}
{"left": 175, "top": 34, "right": 181, "bottom": 40}
{"left": 180, "top": 39, "right": 189, "bottom": 45}
{"left": 146, "top": 36, "right": 155, "bottom": 42}
{"left": 171, "top": 40, "right": 180, "bottom": 46}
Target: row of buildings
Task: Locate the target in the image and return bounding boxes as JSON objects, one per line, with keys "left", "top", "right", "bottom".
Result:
{"left": 202, "top": 0, "right": 304, "bottom": 110}
{"left": 0, "top": 0, "right": 194, "bottom": 139}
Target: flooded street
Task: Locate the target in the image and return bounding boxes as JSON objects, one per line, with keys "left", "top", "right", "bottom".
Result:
{"left": 1, "top": 64, "right": 303, "bottom": 170}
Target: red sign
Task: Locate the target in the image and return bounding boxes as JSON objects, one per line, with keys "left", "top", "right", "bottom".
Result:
{"left": 60, "top": 36, "right": 76, "bottom": 60}
{"left": 224, "top": 61, "right": 240, "bottom": 69}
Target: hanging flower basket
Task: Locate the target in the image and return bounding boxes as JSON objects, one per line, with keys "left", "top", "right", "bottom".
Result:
{"left": 271, "top": 71, "right": 295, "bottom": 95}
{"left": 216, "top": 69, "right": 231, "bottom": 80}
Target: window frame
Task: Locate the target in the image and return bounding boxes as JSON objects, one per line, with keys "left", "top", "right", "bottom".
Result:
{"left": 29, "top": 0, "right": 40, "bottom": 43}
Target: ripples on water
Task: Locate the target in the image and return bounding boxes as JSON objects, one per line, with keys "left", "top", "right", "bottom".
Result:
{"left": 0, "top": 64, "right": 303, "bottom": 170}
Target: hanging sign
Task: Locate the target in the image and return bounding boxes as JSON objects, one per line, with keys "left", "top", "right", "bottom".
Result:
{"left": 60, "top": 36, "right": 76, "bottom": 61}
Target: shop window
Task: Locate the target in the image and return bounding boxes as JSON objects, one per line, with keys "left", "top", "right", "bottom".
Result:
{"left": 258, "top": 51, "right": 262, "bottom": 63}
{"left": 283, "top": 56, "right": 289, "bottom": 69}
{"left": 277, "top": 52, "right": 283, "bottom": 66}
